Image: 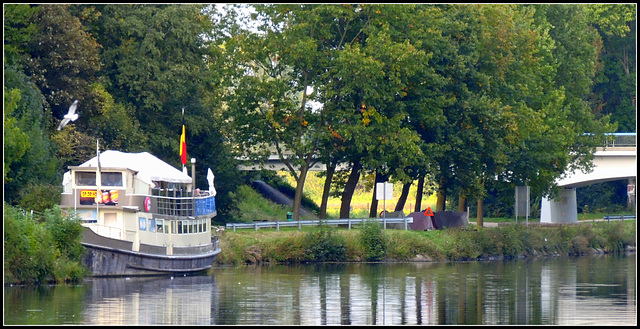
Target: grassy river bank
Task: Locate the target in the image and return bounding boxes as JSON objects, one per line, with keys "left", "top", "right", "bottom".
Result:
{"left": 214, "top": 219, "right": 636, "bottom": 265}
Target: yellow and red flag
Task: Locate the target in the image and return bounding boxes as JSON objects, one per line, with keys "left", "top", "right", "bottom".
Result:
{"left": 180, "top": 108, "right": 187, "bottom": 166}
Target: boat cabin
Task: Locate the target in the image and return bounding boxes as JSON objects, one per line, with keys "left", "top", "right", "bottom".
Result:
{"left": 60, "top": 150, "right": 217, "bottom": 256}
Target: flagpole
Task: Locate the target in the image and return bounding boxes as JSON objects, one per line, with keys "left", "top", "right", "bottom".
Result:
{"left": 96, "top": 139, "right": 101, "bottom": 224}
{"left": 180, "top": 108, "right": 187, "bottom": 171}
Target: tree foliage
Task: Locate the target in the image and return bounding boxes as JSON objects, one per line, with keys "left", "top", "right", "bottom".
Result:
{"left": 4, "top": 65, "right": 60, "bottom": 205}
{"left": 4, "top": 204, "right": 86, "bottom": 284}
{"left": 3, "top": 3, "right": 633, "bottom": 221}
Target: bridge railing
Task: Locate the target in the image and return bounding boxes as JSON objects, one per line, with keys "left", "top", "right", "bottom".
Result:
{"left": 604, "top": 133, "right": 636, "bottom": 148}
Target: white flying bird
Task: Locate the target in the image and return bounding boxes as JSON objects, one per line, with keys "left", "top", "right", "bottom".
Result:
{"left": 57, "top": 100, "right": 79, "bottom": 130}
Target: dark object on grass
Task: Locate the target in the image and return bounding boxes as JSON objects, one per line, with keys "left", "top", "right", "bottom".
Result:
{"left": 432, "top": 211, "right": 468, "bottom": 230}
{"left": 407, "top": 211, "right": 436, "bottom": 231}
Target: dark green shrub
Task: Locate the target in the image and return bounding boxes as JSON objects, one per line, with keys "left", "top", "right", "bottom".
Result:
{"left": 446, "top": 228, "right": 480, "bottom": 260}
{"left": 52, "top": 258, "right": 87, "bottom": 283}
{"left": 19, "top": 183, "right": 62, "bottom": 213}
{"left": 569, "top": 235, "right": 591, "bottom": 255}
{"left": 596, "top": 221, "right": 633, "bottom": 253}
{"left": 304, "top": 227, "right": 347, "bottom": 262}
{"left": 474, "top": 228, "right": 503, "bottom": 258}
{"left": 359, "top": 219, "right": 387, "bottom": 261}
{"left": 4, "top": 203, "right": 87, "bottom": 284}
{"left": 4, "top": 204, "right": 57, "bottom": 283}
{"left": 45, "top": 206, "right": 85, "bottom": 261}
{"left": 519, "top": 225, "right": 546, "bottom": 255}
{"left": 500, "top": 225, "right": 525, "bottom": 258}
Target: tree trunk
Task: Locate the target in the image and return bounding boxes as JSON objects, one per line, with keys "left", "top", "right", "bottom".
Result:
{"left": 369, "top": 171, "right": 383, "bottom": 218}
{"left": 476, "top": 180, "right": 485, "bottom": 228}
{"left": 414, "top": 176, "right": 424, "bottom": 212}
{"left": 292, "top": 164, "right": 310, "bottom": 221}
{"left": 458, "top": 193, "right": 466, "bottom": 212}
{"left": 395, "top": 181, "right": 412, "bottom": 212}
{"left": 436, "top": 179, "right": 447, "bottom": 212}
{"left": 339, "top": 159, "right": 362, "bottom": 219}
{"left": 319, "top": 163, "right": 336, "bottom": 219}
{"left": 476, "top": 197, "right": 484, "bottom": 228}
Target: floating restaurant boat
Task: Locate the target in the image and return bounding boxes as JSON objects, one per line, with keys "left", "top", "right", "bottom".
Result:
{"left": 60, "top": 150, "right": 220, "bottom": 276}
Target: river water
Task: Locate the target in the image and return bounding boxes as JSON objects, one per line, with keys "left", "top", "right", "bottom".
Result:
{"left": 4, "top": 253, "right": 636, "bottom": 325}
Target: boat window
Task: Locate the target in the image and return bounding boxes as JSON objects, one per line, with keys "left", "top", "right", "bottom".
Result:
{"left": 76, "top": 172, "right": 96, "bottom": 186}
{"left": 101, "top": 172, "right": 123, "bottom": 187}
{"left": 149, "top": 219, "right": 156, "bottom": 232}
{"left": 198, "top": 219, "right": 203, "bottom": 233}
{"left": 171, "top": 221, "right": 176, "bottom": 234}
{"left": 139, "top": 217, "right": 147, "bottom": 231}
{"left": 188, "top": 222, "right": 193, "bottom": 234}
{"left": 164, "top": 221, "right": 169, "bottom": 234}
{"left": 177, "top": 221, "right": 183, "bottom": 234}
{"left": 156, "top": 219, "right": 163, "bottom": 233}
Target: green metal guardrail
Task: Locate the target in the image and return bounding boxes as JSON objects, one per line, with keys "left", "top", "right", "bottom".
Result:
{"left": 226, "top": 217, "right": 414, "bottom": 232}
{"left": 603, "top": 215, "right": 636, "bottom": 223}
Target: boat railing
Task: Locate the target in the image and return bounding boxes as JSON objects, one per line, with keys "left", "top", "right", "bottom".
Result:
{"left": 151, "top": 189, "right": 216, "bottom": 218}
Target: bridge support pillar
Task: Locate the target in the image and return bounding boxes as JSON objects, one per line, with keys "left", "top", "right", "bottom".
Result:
{"left": 540, "top": 188, "right": 578, "bottom": 223}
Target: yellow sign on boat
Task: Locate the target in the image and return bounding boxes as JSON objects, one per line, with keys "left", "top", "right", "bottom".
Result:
{"left": 81, "top": 190, "right": 97, "bottom": 198}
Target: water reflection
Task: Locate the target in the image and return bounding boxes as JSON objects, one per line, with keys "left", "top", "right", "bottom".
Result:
{"left": 83, "top": 275, "right": 215, "bottom": 325}
{"left": 4, "top": 254, "right": 636, "bottom": 325}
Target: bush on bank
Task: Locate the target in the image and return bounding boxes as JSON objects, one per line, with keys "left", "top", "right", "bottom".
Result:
{"left": 4, "top": 203, "right": 88, "bottom": 284}
{"left": 215, "top": 221, "right": 636, "bottom": 265}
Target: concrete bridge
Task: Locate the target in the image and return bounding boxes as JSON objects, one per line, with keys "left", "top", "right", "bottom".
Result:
{"left": 541, "top": 133, "right": 636, "bottom": 223}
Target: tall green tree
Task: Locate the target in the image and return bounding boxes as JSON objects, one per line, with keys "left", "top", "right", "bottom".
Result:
{"left": 415, "top": 4, "right": 615, "bottom": 224}
{"left": 3, "top": 4, "right": 38, "bottom": 68}
{"left": 221, "top": 4, "right": 333, "bottom": 220}
{"left": 24, "top": 4, "right": 102, "bottom": 122}
{"left": 11, "top": 4, "right": 105, "bottom": 181}
{"left": 587, "top": 4, "right": 636, "bottom": 132}
{"left": 86, "top": 4, "right": 215, "bottom": 165}
{"left": 4, "top": 65, "right": 61, "bottom": 207}
{"left": 313, "top": 4, "right": 431, "bottom": 218}
{"left": 3, "top": 88, "right": 30, "bottom": 185}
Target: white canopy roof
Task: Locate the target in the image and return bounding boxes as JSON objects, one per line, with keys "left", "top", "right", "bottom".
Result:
{"left": 64, "top": 150, "right": 192, "bottom": 186}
